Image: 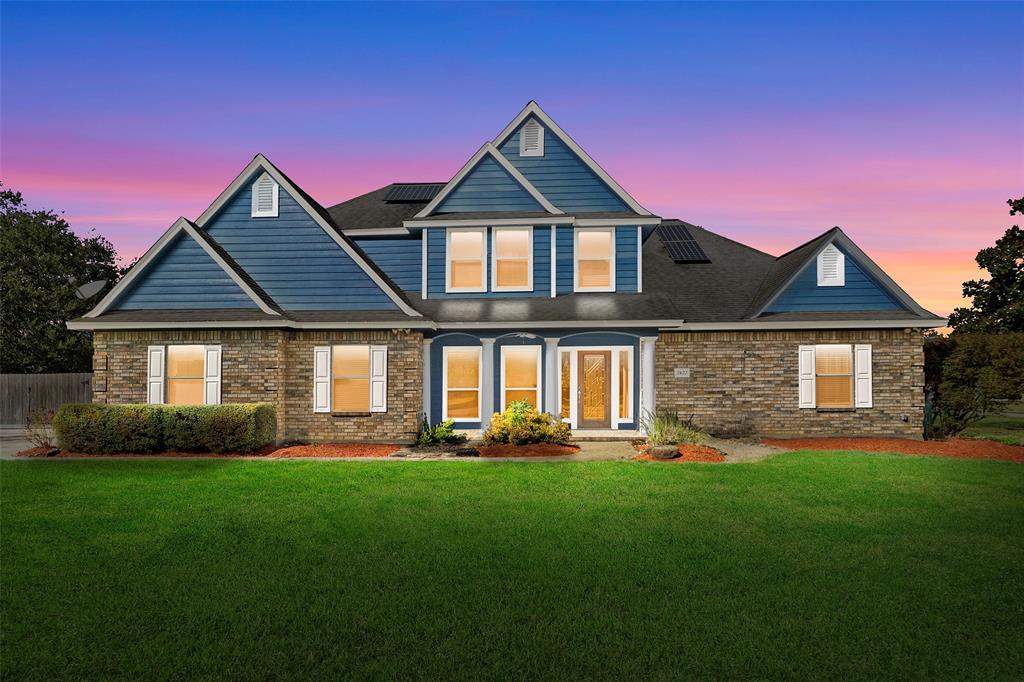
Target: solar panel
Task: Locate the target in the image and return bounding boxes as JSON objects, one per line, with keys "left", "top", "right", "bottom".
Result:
{"left": 384, "top": 183, "right": 444, "bottom": 203}
{"left": 657, "top": 223, "right": 710, "bottom": 263}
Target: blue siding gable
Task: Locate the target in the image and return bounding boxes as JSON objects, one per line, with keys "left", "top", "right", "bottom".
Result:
{"left": 766, "top": 244, "right": 904, "bottom": 312}
{"left": 435, "top": 155, "right": 544, "bottom": 213}
{"left": 113, "top": 232, "right": 257, "bottom": 310}
{"left": 426, "top": 226, "right": 552, "bottom": 298}
{"left": 204, "top": 182, "right": 398, "bottom": 310}
{"left": 354, "top": 235, "right": 421, "bottom": 292}
{"left": 498, "top": 116, "right": 629, "bottom": 213}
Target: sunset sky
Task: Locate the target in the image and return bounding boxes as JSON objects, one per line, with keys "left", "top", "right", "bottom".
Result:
{"left": 3, "top": 1, "right": 1022, "bottom": 317}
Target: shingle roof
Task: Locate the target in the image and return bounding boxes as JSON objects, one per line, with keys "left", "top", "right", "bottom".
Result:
{"left": 326, "top": 184, "right": 441, "bottom": 230}
{"left": 185, "top": 220, "right": 283, "bottom": 314}
{"left": 744, "top": 227, "right": 839, "bottom": 318}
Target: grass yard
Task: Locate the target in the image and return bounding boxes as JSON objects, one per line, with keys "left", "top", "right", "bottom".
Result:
{"left": 2, "top": 454, "right": 1023, "bottom": 680}
{"left": 963, "top": 411, "right": 1024, "bottom": 446}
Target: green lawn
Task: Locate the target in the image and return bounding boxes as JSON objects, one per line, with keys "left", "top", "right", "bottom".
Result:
{"left": 963, "top": 411, "right": 1024, "bottom": 446}
{"left": 3, "top": 455, "right": 1023, "bottom": 680}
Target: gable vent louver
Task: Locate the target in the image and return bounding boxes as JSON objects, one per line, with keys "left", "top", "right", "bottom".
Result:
{"left": 816, "top": 244, "right": 845, "bottom": 286}
{"left": 251, "top": 173, "right": 279, "bottom": 218}
{"left": 520, "top": 119, "right": 544, "bottom": 157}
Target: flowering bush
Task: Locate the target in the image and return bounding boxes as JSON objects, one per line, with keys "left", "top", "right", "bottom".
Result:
{"left": 483, "top": 401, "right": 572, "bottom": 446}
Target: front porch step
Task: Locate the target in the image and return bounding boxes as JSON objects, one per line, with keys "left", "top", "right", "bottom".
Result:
{"left": 570, "top": 429, "right": 642, "bottom": 442}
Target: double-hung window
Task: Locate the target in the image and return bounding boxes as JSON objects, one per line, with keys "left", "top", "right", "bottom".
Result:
{"left": 443, "top": 347, "right": 482, "bottom": 421}
{"left": 501, "top": 346, "right": 541, "bottom": 410}
{"left": 313, "top": 345, "right": 388, "bottom": 413}
{"left": 574, "top": 228, "right": 615, "bottom": 292}
{"left": 446, "top": 228, "right": 486, "bottom": 293}
{"left": 492, "top": 227, "right": 532, "bottom": 291}
{"left": 798, "top": 344, "right": 872, "bottom": 409}
{"left": 147, "top": 344, "right": 221, "bottom": 405}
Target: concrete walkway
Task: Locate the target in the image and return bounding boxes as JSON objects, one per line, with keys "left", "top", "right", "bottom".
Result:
{"left": 0, "top": 428, "right": 32, "bottom": 460}
{"left": 707, "top": 437, "right": 788, "bottom": 463}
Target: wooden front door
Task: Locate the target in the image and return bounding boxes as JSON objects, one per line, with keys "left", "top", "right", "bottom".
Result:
{"left": 577, "top": 351, "right": 611, "bottom": 429}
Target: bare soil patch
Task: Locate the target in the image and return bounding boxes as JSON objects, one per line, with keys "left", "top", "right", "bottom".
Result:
{"left": 762, "top": 437, "right": 1024, "bottom": 462}
{"left": 270, "top": 443, "right": 401, "bottom": 458}
{"left": 477, "top": 443, "right": 580, "bottom": 458}
{"left": 634, "top": 444, "right": 727, "bottom": 463}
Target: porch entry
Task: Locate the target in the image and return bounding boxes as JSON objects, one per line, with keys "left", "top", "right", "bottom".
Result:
{"left": 558, "top": 345, "right": 634, "bottom": 430}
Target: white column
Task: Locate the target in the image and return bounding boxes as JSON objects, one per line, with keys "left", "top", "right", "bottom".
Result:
{"left": 480, "top": 338, "right": 495, "bottom": 429}
{"left": 640, "top": 337, "right": 657, "bottom": 434}
{"left": 421, "top": 338, "right": 432, "bottom": 425}
{"left": 550, "top": 225, "right": 557, "bottom": 298}
{"left": 544, "top": 338, "right": 559, "bottom": 415}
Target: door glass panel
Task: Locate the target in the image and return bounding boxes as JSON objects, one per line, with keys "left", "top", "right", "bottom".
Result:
{"left": 581, "top": 354, "right": 607, "bottom": 422}
{"left": 560, "top": 353, "right": 571, "bottom": 417}
{"left": 618, "top": 350, "right": 630, "bottom": 418}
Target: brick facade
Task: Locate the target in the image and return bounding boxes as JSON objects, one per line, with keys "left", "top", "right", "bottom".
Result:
{"left": 655, "top": 329, "right": 925, "bottom": 438}
{"left": 92, "top": 329, "right": 423, "bottom": 443}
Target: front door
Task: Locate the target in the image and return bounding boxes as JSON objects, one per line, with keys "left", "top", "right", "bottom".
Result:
{"left": 577, "top": 351, "right": 611, "bottom": 429}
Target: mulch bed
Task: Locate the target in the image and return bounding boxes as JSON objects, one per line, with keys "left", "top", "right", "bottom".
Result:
{"left": 270, "top": 443, "right": 401, "bottom": 458}
{"left": 762, "top": 437, "right": 1024, "bottom": 463}
{"left": 476, "top": 443, "right": 580, "bottom": 458}
{"left": 634, "top": 444, "right": 727, "bottom": 463}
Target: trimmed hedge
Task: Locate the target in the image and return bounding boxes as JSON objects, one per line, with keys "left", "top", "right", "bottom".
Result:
{"left": 54, "top": 403, "right": 277, "bottom": 454}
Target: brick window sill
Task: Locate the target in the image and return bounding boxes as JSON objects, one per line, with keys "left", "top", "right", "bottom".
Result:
{"left": 816, "top": 408, "right": 856, "bottom": 413}
{"left": 331, "top": 412, "right": 371, "bottom": 417}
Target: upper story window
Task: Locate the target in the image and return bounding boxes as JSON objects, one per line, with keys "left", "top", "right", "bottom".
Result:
{"left": 446, "top": 228, "right": 487, "bottom": 293}
{"left": 492, "top": 227, "right": 533, "bottom": 291}
{"left": 251, "top": 172, "right": 279, "bottom": 218}
{"left": 574, "top": 228, "right": 616, "bottom": 292}
{"left": 520, "top": 119, "right": 544, "bottom": 157}
{"left": 817, "top": 244, "right": 845, "bottom": 286}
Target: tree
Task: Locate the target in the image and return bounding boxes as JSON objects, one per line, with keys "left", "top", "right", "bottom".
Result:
{"left": 0, "top": 186, "right": 122, "bottom": 373}
{"left": 947, "top": 196, "right": 1024, "bottom": 333}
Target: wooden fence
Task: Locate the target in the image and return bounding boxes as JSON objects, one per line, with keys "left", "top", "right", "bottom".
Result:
{"left": 0, "top": 373, "right": 92, "bottom": 426}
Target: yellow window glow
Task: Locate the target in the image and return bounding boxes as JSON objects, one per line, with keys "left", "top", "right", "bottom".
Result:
{"left": 618, "top": 350, "right": 630, "bottom": 418}
{"left": 449, "top": 230, "right": 485, "bottom": 290}
{"left": 815, "top": 344, "right": 853, "bottom": 408}
{"left": 166, "top": 345, "right": 205, "bottom": 406}
{"left": 560, "top": 353, "right": 571, "bottom": 417}
{"left": 446, "top": 348, "right": 481, "bottom": 419}
{"left": 503, "top": 347, "right": 539, "bottom": 408}
{"left": 576, "top": 230, "right": 613, "bottom": 289}
{"left": 494, "top": 228, "right": 531, "bottom": 289}
{"left": 332, "top": 345, "right": 370, "bottom": 412}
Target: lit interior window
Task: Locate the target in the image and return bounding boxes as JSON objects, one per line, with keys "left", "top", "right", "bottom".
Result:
{"left": 503, "top": 346, "right": 539, "bottom": 409}
{"left": 332, "top": 345, "right": 370, "bottom": 412}
{"left": 448, "top": 230, "right": 485, "bottom": 290}
{"left": 167, "top": 345, "right": 205, "bottom": 405}
{"left": 815, "top": 344, "right": 853, "bottom": 408}
{"left": 560, "top": 352, "right": 571, "bottom": 418}
{"left": 445, "top": 348, "right": 481, "bottom": 420}
{"left": 494, "top": 228, "right": 531, "bottom": 290}
{"left": 576, "top": 229, "right": 613, "bottom": 290}
{"left": 618, "top": 350, "right": 630, "bottom": 419}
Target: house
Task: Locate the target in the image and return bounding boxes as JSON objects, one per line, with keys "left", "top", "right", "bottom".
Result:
{"left": 69, "top": 102, "right": 945, "bottom": 442}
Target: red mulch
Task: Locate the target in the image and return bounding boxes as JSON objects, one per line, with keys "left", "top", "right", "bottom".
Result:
{"left": 15, "top": 447, "right": 56, "bottom": 458}
{"left": 270, "top": 443, "right": 401, "bottom": 458}
{"left": 477, "top": 443, "right": 580, "bottom": 458}
{"left": 634, "top": 444, "right": 727, "bottom": 463}
{"left": 762, "top": 437, "right": 1024, "bottom": 463}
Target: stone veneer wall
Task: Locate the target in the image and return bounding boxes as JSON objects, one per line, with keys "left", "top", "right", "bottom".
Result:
{"left": 655, "top": 329, "right": 925, "bottom": 438}
{"left": 92, "top": 329, "right": 423, "bottom": 443}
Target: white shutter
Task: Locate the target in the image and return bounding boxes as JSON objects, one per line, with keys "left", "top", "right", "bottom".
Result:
{"left": 817, "top": 244, "right": 845, "bottom": 286}
{"left": 798, "top": 345, "right": 816, "bottom": 409}
{"left": 251, "top": 173, "right": 279, "bottom": 218}
{"left": 520, "top": 120, "right": 544, "bottom": 157}
{"left": 369, "top": 345, "right": 388, "bottom": 413}
{"left": 313, "top": 346, "right": 331, "bottom": 413}
{"left": 204, "top": 345, "right": 222, "bottom": 405}
{"left": 854, "top": 344, "right": 873, "bottom": 408}
{"left": 147, "top": 345, "right": 165, "bottom": 405}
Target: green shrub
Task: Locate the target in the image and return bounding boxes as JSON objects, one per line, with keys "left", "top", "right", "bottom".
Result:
{"left": 483, "top": 401, "right": 572, "bottom": 446}
{"left": 416, "top": 415, "right": 468, "bottom": 446}
{"left": 641, "top": 410, "right": 707, "bottom": 446}
{"left": 54, "top": 403, "right": 276, "bottom": 454}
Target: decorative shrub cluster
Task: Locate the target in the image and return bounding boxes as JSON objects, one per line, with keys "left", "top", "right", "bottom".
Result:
{"left": 483, "top": 401, "right": 572, "bottom": 446}
{"left": 641, "top": 410, "right": 707, "bottom": 446}
{"left": 53, "top": 403, "right": 277, "bottom": 454}
{"left": 415, "top": 415, "right": 468, "bottom": 446}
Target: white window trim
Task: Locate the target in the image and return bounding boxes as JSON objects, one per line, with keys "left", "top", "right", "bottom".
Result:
{"left": 314, "top": 345, "right": 388, "bottom": 414}
{"left": 442, "top": 346, "right": 483, "bottom": 422}
{"left": 573, "top": 227, "right": 616, "bottom": 293}
{"left": 557, "top": 346, "right": 634, "bottom": 429}
{"left": 250, "top": 172, "right": 279, "bottom": 218}
{"left": 817, "top": 244, "right": 845, "bottom": 287}
{"left": 149, "top": 344, "right": 222, "bottom": 406}
{"left": 520, "top": 119, "right": 545, "bottom": 157}
{"left": 798, "top": 343, "right": 872, "bottom": 409}
{"left": 491, "top": 226, "right": 533, "bottom": 292}
{"left": 500, "top": 345, "right": 542, "bottom": 412}
{"left": 445, "top": 227, "right": 488, "bottom": 293}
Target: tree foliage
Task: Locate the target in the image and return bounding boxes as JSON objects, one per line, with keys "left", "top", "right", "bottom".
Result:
{"left": 947, "top": 197, "right": 1024, "bottom": 333}
{"left": 926, "top": 332, "right": 1024, "bottom": 437}
{"left": 0, "top": 186, "right": 122, "bottom": 373}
